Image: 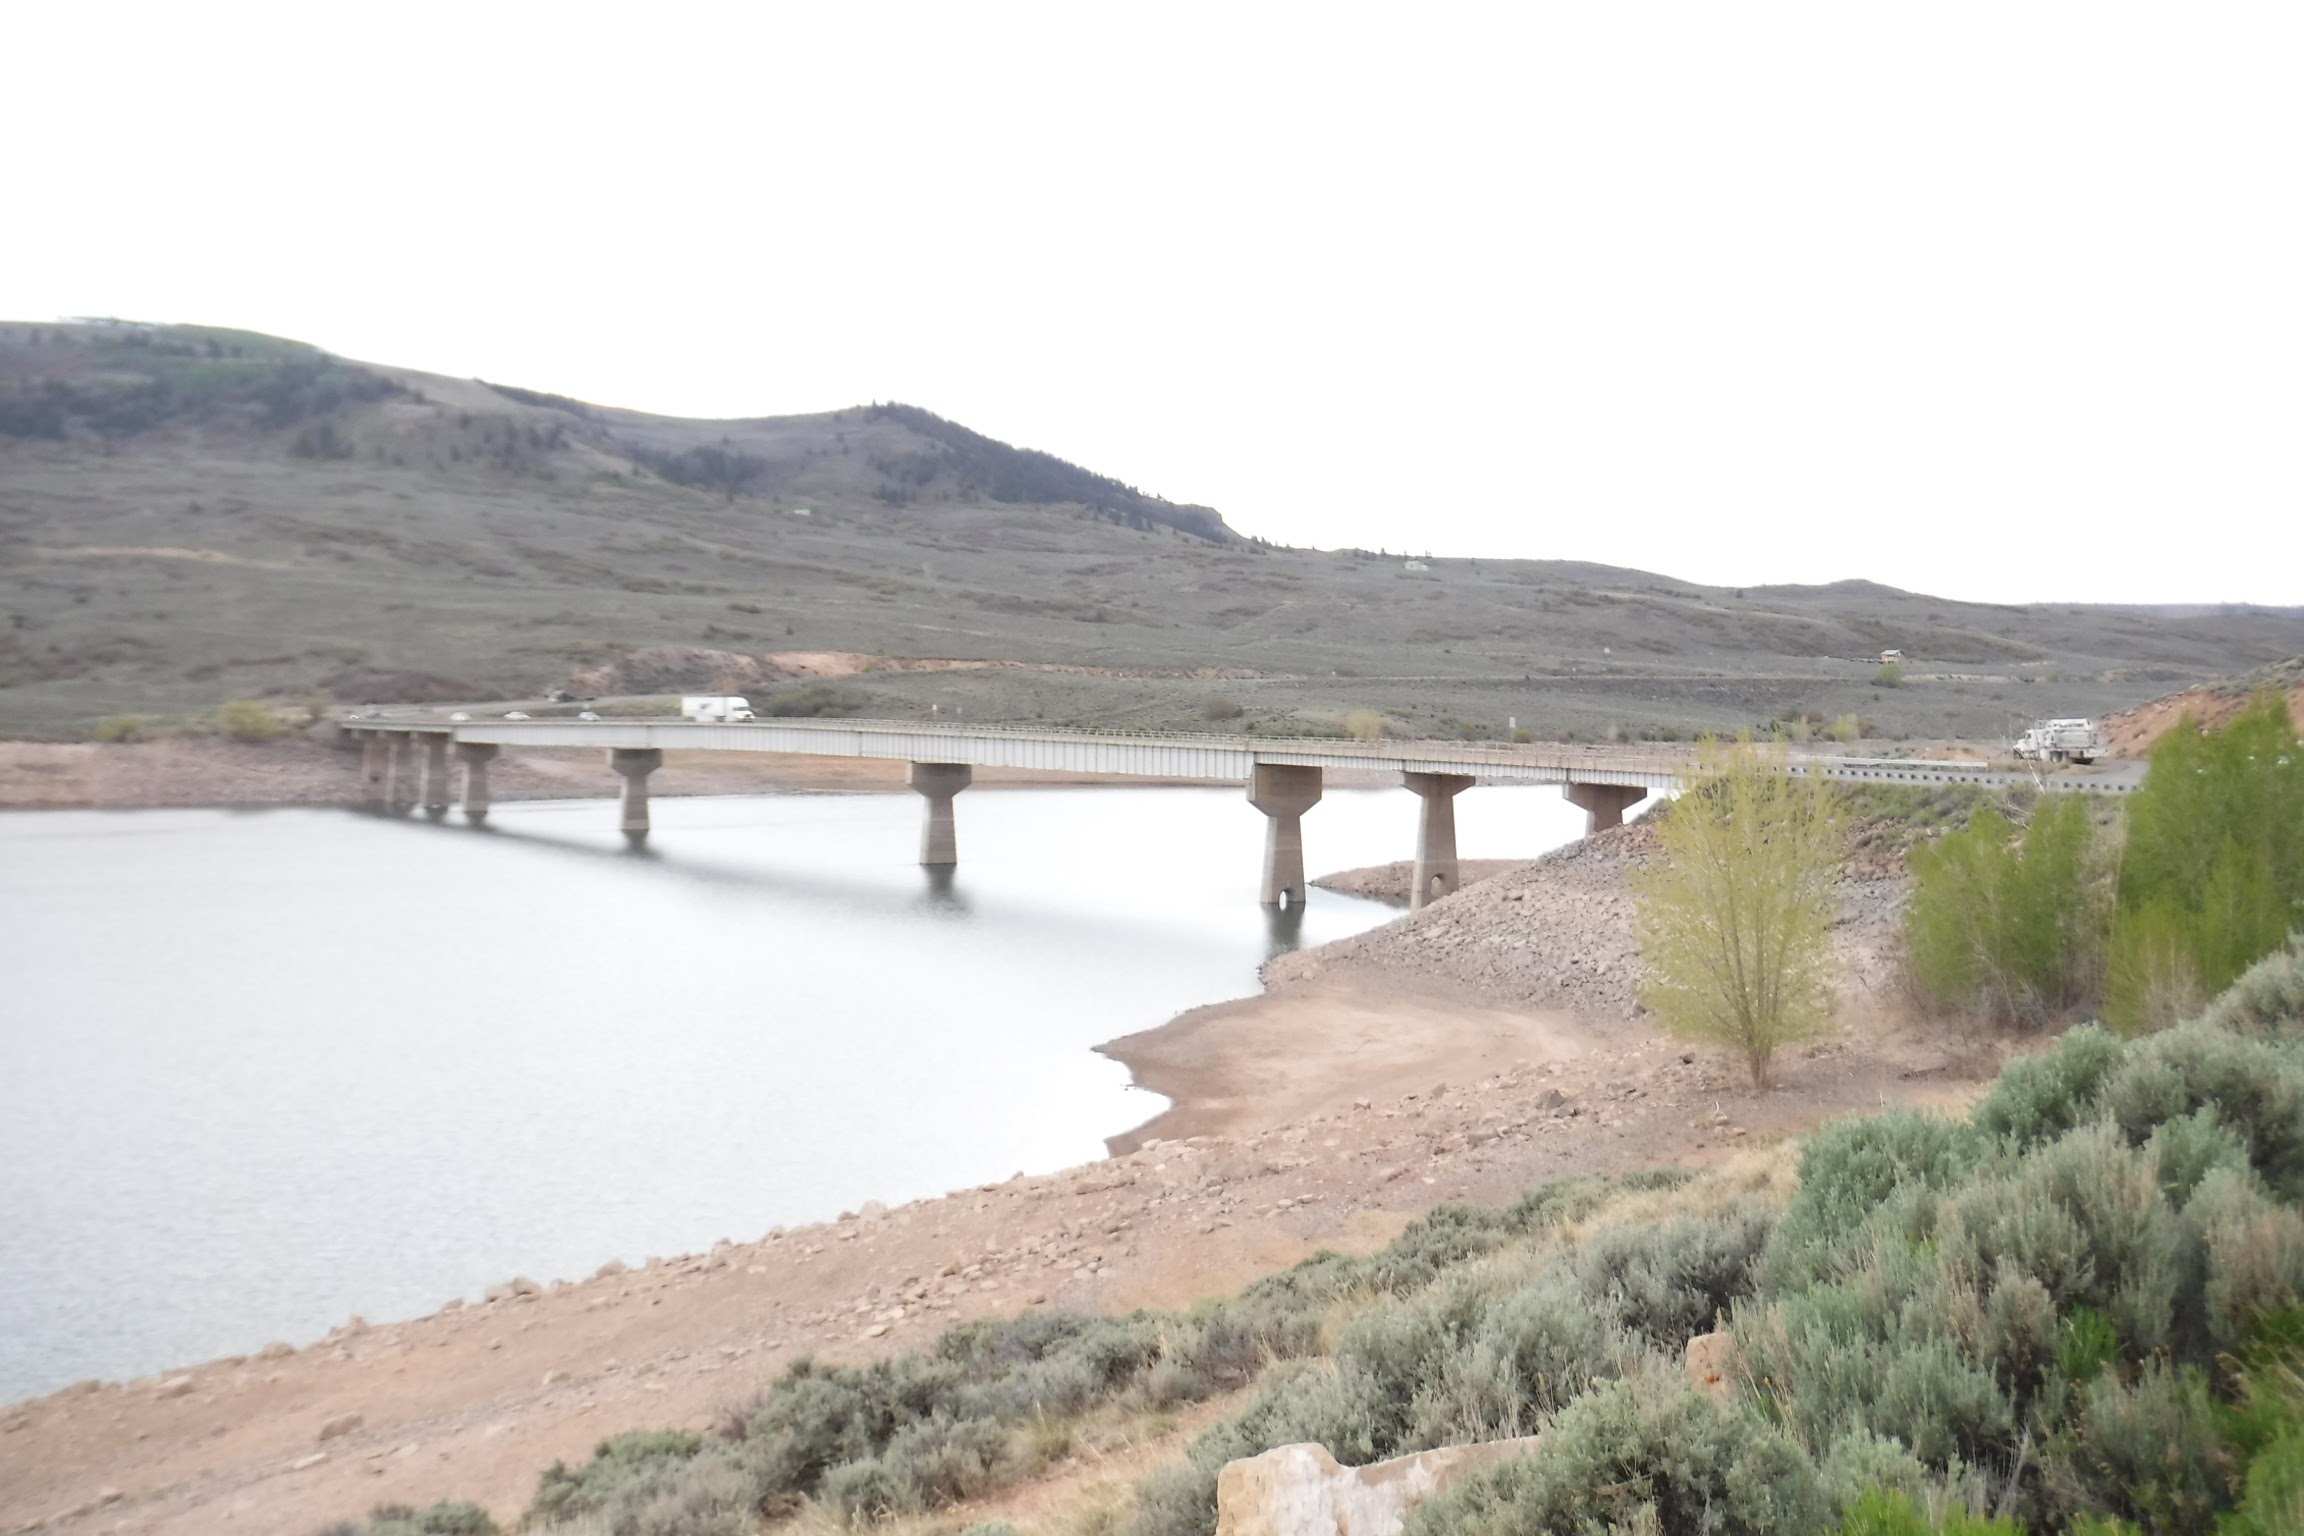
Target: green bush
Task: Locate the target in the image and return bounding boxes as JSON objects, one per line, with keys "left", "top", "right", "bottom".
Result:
{"left": 1874, "top": 664, "right": 1906, "bottom": 688}
{"left": 1906, "top": 796, "right": 2104, "bottom": 1026}
{"left": 1830, "top": 1489, "right": 2020, "bottom": 1535}
{"left": 215, "top": 697, "right": 283, "bottom": 740}
{"left": 91, "top": 714, "right": 145, "bottom": 743}
{"left": 2108, "top": 693, "right": 2304, "bottom": 1032}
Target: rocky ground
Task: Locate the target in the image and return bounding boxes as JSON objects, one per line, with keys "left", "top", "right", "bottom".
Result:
{"left": 0, "top": 811, "right": 1984, "bottom": 1536}
{"left": 1308, "top": 860, "right": 1524, "bottom": 906}
{"left": 1278, "top": 820, "right": 1910, "bottom": 1028}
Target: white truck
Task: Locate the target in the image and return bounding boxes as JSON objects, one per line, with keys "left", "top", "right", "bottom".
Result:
{"left": 2013, "top": 718, "right": 2102, "bottom": 765}
{"left": 681, "top": 695, "right": 756, "bottom": 723}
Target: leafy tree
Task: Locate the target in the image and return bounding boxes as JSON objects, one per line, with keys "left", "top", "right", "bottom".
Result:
{"left": 1633, "top": 738, "right": 1846, "bottom": 1086}
{"left": 1906, "top": 794, "right": 2105, "bottom": 1025}
{"left": 2108, "top": 693, "right": 2304, "bottom": 1031}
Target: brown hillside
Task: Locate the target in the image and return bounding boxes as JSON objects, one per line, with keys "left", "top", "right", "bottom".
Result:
{"left": 2099, "top": 655, "right": 2304, "bottom": 757}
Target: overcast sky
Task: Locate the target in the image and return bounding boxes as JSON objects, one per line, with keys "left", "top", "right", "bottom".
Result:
{"left": 6, "top": 4, "right": 2298, "bottom": 605}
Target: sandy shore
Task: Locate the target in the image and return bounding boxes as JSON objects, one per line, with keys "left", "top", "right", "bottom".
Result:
{"left": 1100, "top": 981, "right": 1601, "bottom": 1152}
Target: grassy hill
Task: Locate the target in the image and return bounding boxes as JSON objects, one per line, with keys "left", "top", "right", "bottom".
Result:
{"left": 4, "top": 319, "right": 2301, "bottom": 740}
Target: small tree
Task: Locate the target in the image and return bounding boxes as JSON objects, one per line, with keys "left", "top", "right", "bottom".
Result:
{"left": 1633, "top": 737, "right": 1846, "bottom": 1086}
{"left": 2107, "top": 692, "right": 2304, "bottom": 1031}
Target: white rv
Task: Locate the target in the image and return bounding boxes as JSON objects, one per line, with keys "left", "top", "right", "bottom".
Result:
{"left": 681, "top": 695, "right": 756, "bottom": 723}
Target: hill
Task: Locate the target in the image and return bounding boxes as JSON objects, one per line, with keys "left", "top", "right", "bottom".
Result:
{"left": 5, "top": 319, "right": 2303, "bottom": 740}
{"left": 2099, "top": 654, "right": 2304, "bottom": 757}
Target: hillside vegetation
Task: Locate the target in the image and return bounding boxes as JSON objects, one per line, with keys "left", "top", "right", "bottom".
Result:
{"left": 6, "top": 320, "right": 2303, "bottom": 739}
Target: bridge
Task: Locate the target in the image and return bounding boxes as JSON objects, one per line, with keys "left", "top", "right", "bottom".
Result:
{"left": 339, "top": 716, "right": 2128, "bottom": 909}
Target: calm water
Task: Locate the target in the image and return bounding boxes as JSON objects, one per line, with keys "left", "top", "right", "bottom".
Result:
{"left": 0, "top": 783, "right": 1591, "bottom": 1401}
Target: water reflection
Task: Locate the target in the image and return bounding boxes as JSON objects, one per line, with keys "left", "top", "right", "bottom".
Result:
{"left": 0, "top": 783, "right": 1592, "bottom": 1400}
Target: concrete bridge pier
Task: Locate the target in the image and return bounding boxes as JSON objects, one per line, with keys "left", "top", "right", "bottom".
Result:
{"left": 1566, "top": 782, "right": 1648, "bottom": 835}
{"left": 360, "top": 735, "right": 387, "bottom": 802}
{"left": 910, "top": 763, "right": 972, "bottom": 865}
{"left": 1403, "top": 771, "right": 1475, "bottom": 909}
{"left": 1249, "top": 763, "right": 1323, "bottom": 906}
{"left": 418, "top": 736, "right": 453, "bottom": 817}
{"left": 385, "top": 735, "right": 418, "bottom": 811}
{"left": 610, "top": 748, "right": 663, "bottom": 841}
{"left": 456, "top": 742, "right": 500, "bottom": 823}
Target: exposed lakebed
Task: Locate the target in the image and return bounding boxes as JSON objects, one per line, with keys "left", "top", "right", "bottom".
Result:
{"left": 0, "top": 783, "right": 1592, "bottom": 1401}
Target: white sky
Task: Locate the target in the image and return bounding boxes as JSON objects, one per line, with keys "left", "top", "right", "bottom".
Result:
{"left": 5, "top": 3, "right": 2298, "bottom": 605}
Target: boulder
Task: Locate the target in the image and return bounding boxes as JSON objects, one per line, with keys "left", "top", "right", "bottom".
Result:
{"left": 1215, "top": 1438, "right": 1542, "bottom": 1536}
{"left": 318, "top": 1411, "right": 364, "bottom": 1442}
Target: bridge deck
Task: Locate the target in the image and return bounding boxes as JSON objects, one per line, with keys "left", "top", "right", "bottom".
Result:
{"left": 340, "top": 716, "right": 2132, "bottom": 793}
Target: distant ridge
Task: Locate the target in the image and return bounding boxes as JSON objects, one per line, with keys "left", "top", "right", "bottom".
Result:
{"left": 5, "top": 318, "right": 2304, "bottom": 739}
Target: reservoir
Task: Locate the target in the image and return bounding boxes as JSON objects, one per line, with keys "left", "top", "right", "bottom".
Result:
{"left": 0, "top": 783, "right": 1592, "bottom": 1402}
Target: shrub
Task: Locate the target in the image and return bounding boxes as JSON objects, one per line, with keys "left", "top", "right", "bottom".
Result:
{"left": 215, "top": 697, "right": 282, "bottom": 740}
{"left": 1905, "top": 796, "right": 2106, "bottom": 1026}
{"left": 1831, "top": 713, "right": 1865, "bottom": 743}
{"left": 91, "top": 714, "right": 145, "bottom": 743}
{"left": 1832, "top": 1489, "right": 2021, "bottom": 1535}
{"left": 1572, "top": 1202, "right": 1775, "bottom": 1349}
{"left": 1200, "top": 696, "right": 1243, "bottom": 721}
{"left": 1970, "top": 1025, "right": 2127, "bottom": 1150}
{"left": 1634, "top": 738, "right": 1847, "bottom": 1086}
{"left": 2196, "top": 934, "right": 2304, "bottom": 1036}
{"left": 2108, "top": 693, "right": 2304, "bottom": 1032}
{"left": 1773, "top": 1110, "right": 1979, "bottom": 1257}
{"left": 1344, "top": 708, "right": 1385, "bottom": 741}
{"left": 1874, "top": 664, "right": 1906, "bottom": 688}
{"left": 2042, "top": 1360, "right": 2228, "bottom": 1535}
{"left": 325, "top": 1505, "right": 501, "bottom": 1536}
{"left": 529, "top": 1429, "right": 710, "bottom": 1527}
{"left": 2100, "top": 1024, "right": 2304, "bottom": 1197}
{"left": 764, "top": 682, "right": 860, "bottom": 718}
{"left": 1403, "top": 1377, "right": 1827, "bottom": 1536}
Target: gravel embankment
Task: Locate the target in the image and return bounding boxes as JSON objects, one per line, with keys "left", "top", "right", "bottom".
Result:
{"left": 1282, "top": 821, "right": 1907, "bottom": 1023}
{"left": 1311, "top": 859, "right": 1526, "bottom": 906}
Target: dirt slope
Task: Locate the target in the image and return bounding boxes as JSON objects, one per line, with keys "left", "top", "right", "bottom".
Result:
{"left": 2098, "top": 656, "right": 2304, "bottom": 757}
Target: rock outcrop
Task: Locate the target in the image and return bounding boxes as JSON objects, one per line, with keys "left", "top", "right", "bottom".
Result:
{"left": 1215, "top": 1438, "right": 1542, "bottom": 1536}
